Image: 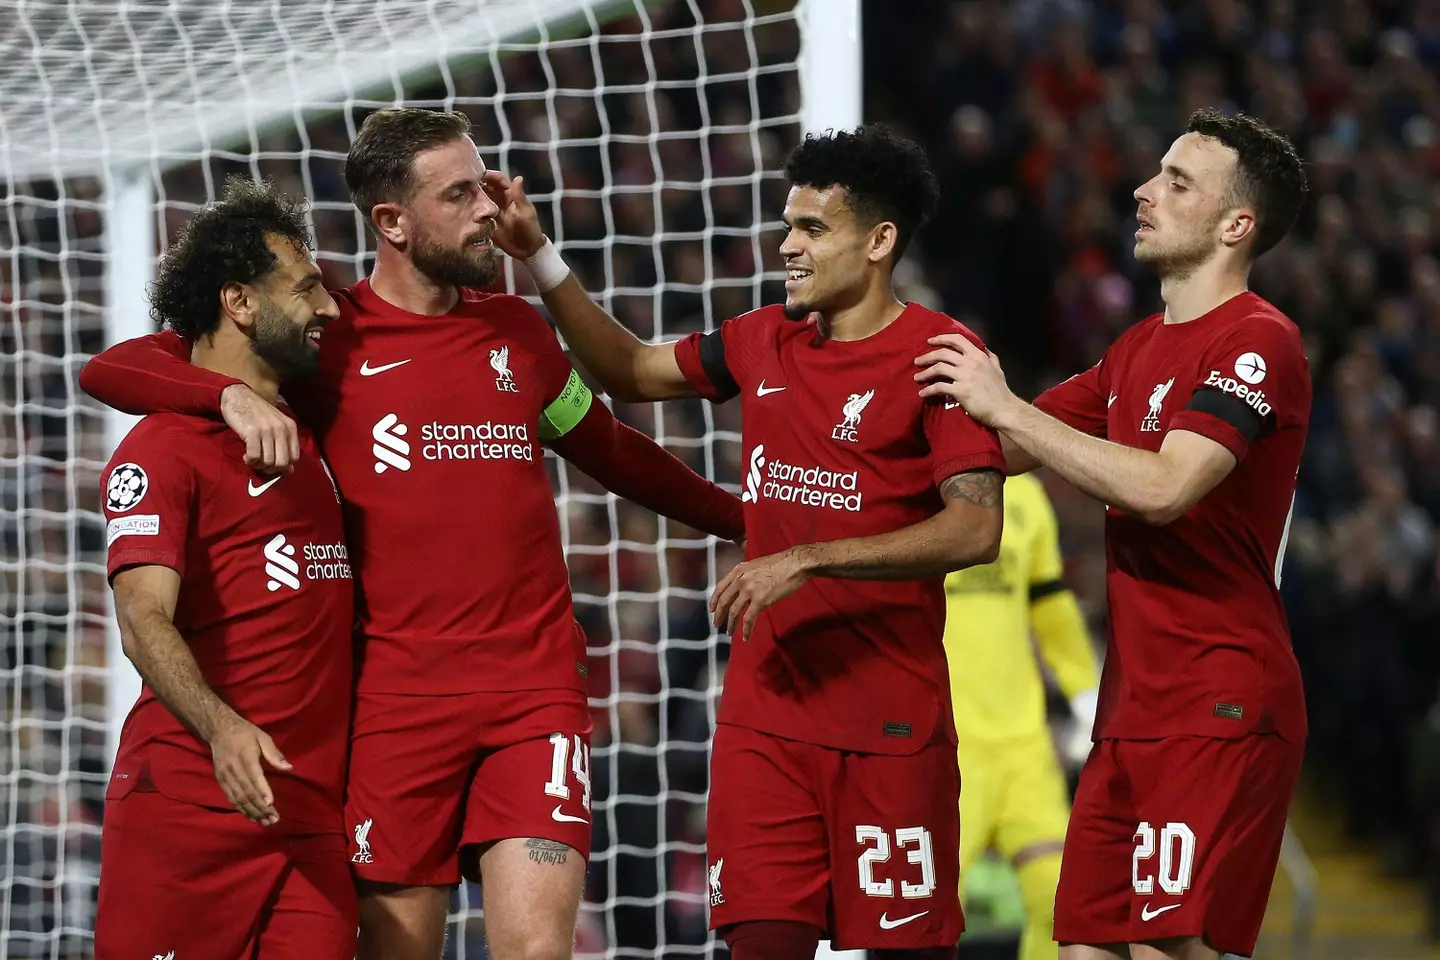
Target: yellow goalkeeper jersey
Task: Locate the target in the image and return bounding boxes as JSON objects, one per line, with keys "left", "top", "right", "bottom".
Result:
{"left": 943, "top": 473, "right": 1098, "bottom": 743}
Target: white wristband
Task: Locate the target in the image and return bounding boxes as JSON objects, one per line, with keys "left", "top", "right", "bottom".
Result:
{"left": 522, "top": 238, "right": 570, "bottom": 294}
{"left": 1069, "top": 688, "right": 1099, "bottom": 730}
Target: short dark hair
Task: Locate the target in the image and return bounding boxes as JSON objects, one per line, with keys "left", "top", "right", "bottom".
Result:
{"left": 150, "top": 177, "right": 312, "bottom": 340}
{"left": 346, "top": 108, "right": 473, "bottom": 232}
{"left": 784, "top": 124, "right": 940, "bottom": 264}
{"left": 1187, "top": 108, "right": 1308, "bottom": 260}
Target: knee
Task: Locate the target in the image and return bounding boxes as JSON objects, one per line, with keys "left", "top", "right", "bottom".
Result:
{"left": 490, "top": 932, "right": 574, "bottom": 960}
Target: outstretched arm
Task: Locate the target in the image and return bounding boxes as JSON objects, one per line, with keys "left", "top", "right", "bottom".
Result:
{"left": 484, "top": 170, "right": 695, "bottom": 402}
{"left": 547, "top": 389, "right": 744, "bottom": 542}
{"left": 710, "top": 468, "right": 1005, "bottom": 641}
{"left": 81, "top": 331, "right": 301, "bottom": 472}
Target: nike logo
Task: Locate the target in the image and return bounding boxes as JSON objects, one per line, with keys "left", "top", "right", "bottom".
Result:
{"left": 1140, "top": 902, "right": 1182, "bottom": 921}
{"left": 360, "top": 359, "right": 411, "bottom": 376}
{"left": 1108, "top": 392, "right": 1118, "bottom": 408}
{"left": 247, "top": 476, "right": 282, "bottom": 497}
{"left": 756, "top": 380, "right": 787, "bottom": 397}
{"left": 878, "top": 911, "right": 928, "bottom": 930}
{"left": 550, "top": 805, "right": 589, "bottom": 824}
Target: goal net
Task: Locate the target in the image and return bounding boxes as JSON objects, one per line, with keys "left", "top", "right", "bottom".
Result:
{"left": 0, "top": 0, "right": 848, "bottom": 957}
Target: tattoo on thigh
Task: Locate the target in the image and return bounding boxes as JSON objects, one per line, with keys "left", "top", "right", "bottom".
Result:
{"left": 526, "top": 837, "right": 570, "bottom": 866}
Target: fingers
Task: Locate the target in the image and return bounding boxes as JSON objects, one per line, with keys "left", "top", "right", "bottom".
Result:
{"left": 259, "top": 431, "right": 277, "bottom": 473}
{"left": 926, "top": 333, "right": 981, "bottom": 355}
{"left": 914, "top": 361, "right": 965, "bottom": 384}
{"left": 286, "top": 419, "right": 301, "bottom": 467}
{"left": 216, "top": 748, "right": 278, "bottom": 826}
{"left": 710, "top": 564, "right": 742, "bottom": 614}
{"left": 257, "top": 731, "right": 293, "bottom": 771}
{"left": 239, "top": 748, "right": 279, "bottom": 826}
{"left": 918, "top": 383, "right": 961, "bottom": 400}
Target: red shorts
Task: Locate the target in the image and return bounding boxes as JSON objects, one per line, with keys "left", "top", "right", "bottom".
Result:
{"left": 705, "top": 724, "right": 963, "bottom": 951}
{"left": 1055, "top": 735, "right": 1303, "bottom": 956}
{"left": 95, "top": 789, "right": 355, "bottom": 960}
{"left": 344, "top": 689, "right": 593, "bottom": 885}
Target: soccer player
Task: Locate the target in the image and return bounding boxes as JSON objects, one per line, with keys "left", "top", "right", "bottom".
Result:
{"left": 916, "top": 109, "right": 1310, "bottom": 960}
{"left": 942, "top": 472, "right": 1100, "bottom": 960}
{"left": 486, "top": 126, "right": 1005, "bottom": 959}
{"left": 78, "top": 109, "right": 746, "bottom": 960}
{"left": 95, "top": 179, "right": 355, "bottom": 960}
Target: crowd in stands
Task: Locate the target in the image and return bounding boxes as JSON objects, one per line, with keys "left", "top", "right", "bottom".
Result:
{"left": 5, "top": 0, "right": 1440, "bottom": 954}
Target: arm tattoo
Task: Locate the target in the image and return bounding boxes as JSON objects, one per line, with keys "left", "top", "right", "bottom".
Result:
{"left": 941, "top": 469, "right": 1003, "bottom": 508}
{"left": 526, "top": 837, "right": 571, "bottom": 866}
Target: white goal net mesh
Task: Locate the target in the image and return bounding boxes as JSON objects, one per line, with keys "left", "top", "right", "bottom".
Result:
{"left": 0, "top": 0, "right": 807, "bottom": 956}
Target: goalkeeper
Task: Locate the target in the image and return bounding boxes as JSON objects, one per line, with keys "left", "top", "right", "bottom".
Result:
{"left": 942, "top": 473, "right": 1099, "bottom": 960}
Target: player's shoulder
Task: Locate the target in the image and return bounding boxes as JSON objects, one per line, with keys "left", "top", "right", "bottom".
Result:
{"left": 112, "top": 413, "right": 226, "bottom": 461}
{"left": 903, "top": 302, "right": 987, "bottom": 347}
{"left": 725, "top": 303, "right": 790, "bottom": 334}
{"left": 1215, "top": 292, "right": 1303, "bottom": 349}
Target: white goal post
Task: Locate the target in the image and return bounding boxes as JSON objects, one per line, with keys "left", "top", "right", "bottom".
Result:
{"left": 1, "top": 1, "right": 855, "bottom": 956}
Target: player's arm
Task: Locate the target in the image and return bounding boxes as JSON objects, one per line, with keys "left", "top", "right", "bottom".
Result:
{"left": 543, "top": 369, "right": 745, "bottom": 542}
{"left": 111, "top": 565, "right": 293, "bottom": 826}
{"left": 917, "top": 333, "right": 1234, "bottom": 525}
{"left": 1022, "top": 481, "right": 1100, "bottom": 760}
{"left": 483, "top": 169, "right": 695, "bottom": 402}
{"left": 711, "top": 467, "right": 1003, "bottom": 641}
{"left": 80, "top": 331, "right": 302, "bottom": 472}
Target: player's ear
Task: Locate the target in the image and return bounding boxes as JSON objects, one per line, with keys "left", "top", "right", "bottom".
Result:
{"left": 218, "top": 281, "right": 255, "bottom": 331}
{"left": 371, "top": 203, "right": 406, "bottom": 248}
{"left": 1220, "top": 208, "right": 1256, "bottom": 251}
{"left": 867, "top": 220, "right": 898, "bottom": 264}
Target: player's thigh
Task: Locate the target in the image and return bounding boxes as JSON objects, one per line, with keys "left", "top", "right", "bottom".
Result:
{"left": 705, "top": 724, "right": 830, "bottom": 933}
{"left": 478, "top": 837, "right": 587, "bottom": 960}
{"left": 994, "top": 733, "right": 1072, "bottom": 865}
{"left": 1125, "top": 735, "right": 1302, "bottom": 957}
{"left": 956, "top": 742, "right": 1003, "bottom": 876}
{"left": 345, "top": 691, "right": 482, "bottom": 886}
{"left": 826, "top": 740, "right": 964, "bottom": 951}
{"left": 258, "top": 832, "right": 359, "bottom": 960}
{"left": 95, "top": 791, "right": 285, "bottom": 960}
{"left": 1053, "top": 740, "right": 1135, "bottom": 948}
{"left": 461, "top": 722, "right": 594, "bottom": 879}
{"left": 355, "top": 882, "right": 451, "bottom": 960}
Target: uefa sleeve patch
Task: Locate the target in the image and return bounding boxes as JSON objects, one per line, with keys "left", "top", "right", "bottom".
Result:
{"left": 106, "top": 514, "right": 160, "bottom": 546}
{"left": 538, "top": 368, "right": 594, "bottom": 441}
{"left": 106, "top": 463, "right": 150, "bottom": 512}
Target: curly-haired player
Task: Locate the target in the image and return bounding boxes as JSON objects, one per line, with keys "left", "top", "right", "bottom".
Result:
{"left": 483, "top": 125, "right": 1004, "bottom": 958}
{"left": 95, "top": 178, "right": 356, "bottom": 960}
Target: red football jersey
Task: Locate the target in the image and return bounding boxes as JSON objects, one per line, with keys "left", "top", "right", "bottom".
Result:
{"left": 103, "top": 412, "right": 353, "bottom": 831}
{"left": 280, "top": 279, "right": 588, "bottom": 696}
{"left": 1035, "top": 291, "right": 1309, "bottom": 742}
{"left": 674, "top": 303, "right": 1006, "bottom": 755}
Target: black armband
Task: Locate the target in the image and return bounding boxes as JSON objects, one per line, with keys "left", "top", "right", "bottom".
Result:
{"left": 697, "top": 330, "right": 740, "bottom": 401}
{"left": 1186, "top": 388, "right": 1265, "bottom": 443}
{"left": 1029, "top": 579, "right": 1067, "bottom": 603}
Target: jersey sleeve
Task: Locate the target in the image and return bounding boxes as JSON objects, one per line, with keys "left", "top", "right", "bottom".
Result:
{"left": 1168, "top": 316, "right": 1308, "bottom": 462}
{"left": 1033, "top": 355, "right": 1114, "bottom": 437}
{"left": 79, "top": 331, "right": 241, "bottom": 416}
{"left": 103, "top": 428, "right": 199, "bottom": 581}
{"left": 671, "top": 309, "right": 772, "bottom": 403}
{"left": 924, "top": 400, "right": 1007, "bottom": 482}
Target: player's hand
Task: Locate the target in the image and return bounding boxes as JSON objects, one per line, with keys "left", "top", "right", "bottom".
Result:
{"left": 481, "top": 170, "right": 546, "bottom": 260}
{"left": 209, "top": 715, "right": 293, "bottom": 827}
{"left": 220, "top": 384, "right": 299, "bottom": 474}
{"left": 710, "top": 546, "right": 810, "bottom": 642}
{"left": 913, "top": 334, "right": 1018, "bottom": 428}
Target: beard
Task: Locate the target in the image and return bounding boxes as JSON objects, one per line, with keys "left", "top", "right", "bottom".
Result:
{"left": 1135, "top": 219, "right": 1219, "bottom": 280}
{"left": 251, "top": 297, "right": 321, "bottom": 381}
{"left": 411, "top": 225, "right": 502, "bottom": 290}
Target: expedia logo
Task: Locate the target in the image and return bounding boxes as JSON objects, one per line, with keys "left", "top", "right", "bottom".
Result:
{"left": 1204, "top": 370, "right": 1273, "bottom": 417}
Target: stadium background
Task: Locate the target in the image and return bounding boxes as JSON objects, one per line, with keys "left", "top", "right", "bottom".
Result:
{"left": 4, "top": 0, "right": 1440, "bottom": 957}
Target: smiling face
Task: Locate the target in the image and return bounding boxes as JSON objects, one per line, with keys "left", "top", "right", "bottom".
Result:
{"left": 246, "top": 234, "right": 338, "bottom": 380}
{"left": 1133, "top": 131, "right": 1249, "bottom": 276}
{"left": 388, "top": 137, "right": 503, "bottom": 289}
{"left": 778, "top": 184, "right": 893, "bottom": 319}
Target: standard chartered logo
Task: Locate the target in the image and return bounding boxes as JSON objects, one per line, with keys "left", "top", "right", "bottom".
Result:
{"left": 740, "top": 446, "right": 863, "bottom": 512}
{"left": 372, "top": 413, "right": 411, "bottom": 473}
{"left": 264, "top": 533, "right": 351, "bottom": 592}
{"left": 372, "top": 414, "right": 534, "bottom": 473}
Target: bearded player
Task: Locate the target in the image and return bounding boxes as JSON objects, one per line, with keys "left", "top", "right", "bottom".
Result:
{"left": 79, "top": 109, "right": 745, "bottom": 960}
{"left": 917, "top": 109, "right": 1310, "bottom": 960}
{"left": 942, "top": 471, "right": 1100, "bottom": 960}
{"left": 95, "top": 179, "right": 355, "bottom": 959}
{"left": 484, "top": 126, "right": 1004, "bottom": 958}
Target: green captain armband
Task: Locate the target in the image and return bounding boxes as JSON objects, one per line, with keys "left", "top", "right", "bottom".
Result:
{"left": 538, "top": 369, "right": 594, "bottom": 441}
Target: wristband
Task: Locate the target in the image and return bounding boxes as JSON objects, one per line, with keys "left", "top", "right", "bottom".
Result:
{"left": 523, "top": 238, "right": 571, "bottom": 293}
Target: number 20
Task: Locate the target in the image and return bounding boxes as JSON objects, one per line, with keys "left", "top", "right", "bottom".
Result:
{"left": 544, "top": 733, "right": 592, "bottom": 811}
{"left": 855, "top": 825, "right": 936, "bottom": 899}
{"left": 1132, "top": 821, "right": 1195, "bottom": 895}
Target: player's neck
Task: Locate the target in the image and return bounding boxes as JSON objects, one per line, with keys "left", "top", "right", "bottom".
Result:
{"left": 820, "top": 286, "right": 906, "bottom": 342}
{"left": 1158, "top": 256, "right": 1250, "bottom": 325}
{"left": 191, "top": 335, "right": 282, "bottom": 404}
{"left": 369, "top": 247, "right": 461, "bottom": 316}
